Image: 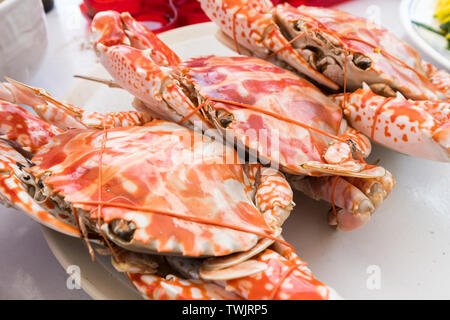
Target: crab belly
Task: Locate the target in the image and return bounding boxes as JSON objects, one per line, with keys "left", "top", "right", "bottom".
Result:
{"left": 183, "top": 56, "right": 343, "bottom": 175}
{"left": 30, "top": 121, "right": 273, "bottom": 257}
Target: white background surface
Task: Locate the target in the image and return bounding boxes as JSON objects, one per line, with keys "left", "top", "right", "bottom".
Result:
{"left": 0, "top": 0, "right": 448, "bottom": 299}
{"left": 0, "top": 0, "right": 48, "bottom": 82}
{"left": 400, "top": 0, "right": 450, "bottom": 70}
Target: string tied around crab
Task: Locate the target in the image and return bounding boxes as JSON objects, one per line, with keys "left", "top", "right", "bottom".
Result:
{"left": 71, "top": 121, "right": 297, "bottom": 255}
{"left": 67, "top": 121, "right": 323, "bottom": 299}
{"left": 179, "top": 96, "right": 370, "bottom": 166}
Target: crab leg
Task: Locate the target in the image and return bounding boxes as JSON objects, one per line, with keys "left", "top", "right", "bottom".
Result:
{"left": 293, "top": 122, "right": 394, "bottom": 230}
{"left": 103, "top": 248, "right": 240, "bottom": 299}
{"left": 297, "top": 119, "right": 389, "bottom": 179}
{"left": 125, "top": 246, "right": 338, "bottom": 300}
{"left": 198, "top": 165, "right": 293, "bottom": 276}
{"left": 128, "top": 272, "right": 242, "bottom": 300}
{"left": 331, "top": 85, "right": 450, "bottom": 162}
{"left": 93, "top": 11, "right": 181, "bottom": 67}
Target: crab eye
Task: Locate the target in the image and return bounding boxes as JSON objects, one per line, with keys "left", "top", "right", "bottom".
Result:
{"left": 216, "top": 109, "right": 234, "bottom": 128}
{"left": 294, "top": 21, "right": 302, "bottom": 32}
{"left": 16, "top": 162, "right": 26, "bottom": 170}
{"left": 353, "top": 53, "right": 371, "bottom": 70}
{"left": 108, "top": 219, "right": 136, "bottom": 243}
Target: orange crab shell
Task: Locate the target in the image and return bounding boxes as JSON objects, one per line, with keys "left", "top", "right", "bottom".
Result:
{"left": 182, "top": 55, "right": 344, "bottom": 174}
{"left": 274, "top": 4, "right": 444, "bottom": 100}
{"left": 30, "top": 120, "right": 276, "bottom": 257}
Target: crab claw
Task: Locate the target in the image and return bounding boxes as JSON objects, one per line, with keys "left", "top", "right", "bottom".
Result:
{"left": 0, "top": 78, "right": 152, "bottom": 130}
{"left": 331, "top": 84, "right": 450, "bottom": 162}
{"left": 125, "top": 247, "right": 340, "bottom": 300}
{"left": 199, "top": 0, "right": 339, "bottom": 90}
{"left": 0, "top": 101, "right": 62, "bottom": 153}
{"left": 422, "top": 62, "right": 450, "bottom": 99}
{"left": 91, "top": 11, "right": 181, "bottom": 67}
{"left": 290, "top": 171, "right": 395, "bottom": 231}
{"left": 90, "top": 11, "right": 209, "bottom": 128}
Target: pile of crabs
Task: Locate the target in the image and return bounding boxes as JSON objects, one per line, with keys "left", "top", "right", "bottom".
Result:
{"left": 0, "top": 0, "right": 448, "bottom": 300}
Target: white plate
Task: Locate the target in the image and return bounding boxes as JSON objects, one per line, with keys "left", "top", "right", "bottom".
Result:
{"left": 42, "top": 22, "right": 450, "bottom": 300}
{"left": 400, "top": 0, "right": 450, "bottom": 70}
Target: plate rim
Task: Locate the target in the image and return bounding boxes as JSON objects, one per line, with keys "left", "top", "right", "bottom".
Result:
{"left": 399, "top": 0, "right": 450, "bottom": 70}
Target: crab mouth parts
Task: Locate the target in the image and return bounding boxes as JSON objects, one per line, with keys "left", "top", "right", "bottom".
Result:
{"left": 110, "top": 247, "right": 203, "bottom": 281}
{"left": 16, "top": 165, "right": 140, "bottom": 249}
{"left": 177, "top": 73, "right": 235, "bottom": 129}
{"left": 14, "top": 162, "right": 104, "bottom": 240}
{"left": 108, "top": 218, "right": 136, "bottom": 243}
{"left": 14, "top": 160, "right": 143, "bottom": 251}
{"left": 272, "top": 13, "right": 373, "bottom": 91}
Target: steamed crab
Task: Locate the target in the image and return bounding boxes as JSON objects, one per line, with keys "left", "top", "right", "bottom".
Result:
{"left": 0, "top": 84, "right": 339, "bottom": 299}
{"left": 80, "top": 10, "right": 395, "bottom": 231}
{"left": 201, "top": 0, "right": 450, "bottom": 162}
